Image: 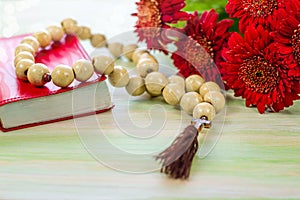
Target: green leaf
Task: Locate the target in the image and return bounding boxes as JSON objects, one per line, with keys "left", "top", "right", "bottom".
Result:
{"left": 181, "top": 0, "right": 239, "bottom": 32}
{"left": 183, "top": 0, "right": 228, "bottom": 12}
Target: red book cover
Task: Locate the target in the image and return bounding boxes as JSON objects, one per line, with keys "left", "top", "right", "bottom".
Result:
{"left": 0, "top": 34, "right": 113, "bottom": 132}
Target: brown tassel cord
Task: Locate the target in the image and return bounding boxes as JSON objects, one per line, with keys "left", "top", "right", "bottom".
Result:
{"left": 155, "top": 118, "right": 211, "bottom": 179}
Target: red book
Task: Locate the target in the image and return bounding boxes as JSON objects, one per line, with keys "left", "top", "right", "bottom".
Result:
{"left": 0, "top": 34, "right": 113, "bottom": 132}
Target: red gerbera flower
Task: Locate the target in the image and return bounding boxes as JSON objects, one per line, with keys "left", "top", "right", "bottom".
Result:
{"left": 225, "top": 0, "right": 285, "bottom": 33}
{"left": 171, "top": 10, "right": 233, "bottom": 85}
{"left": 132, "top": 0, "right": 190, "bottom": 51}
{"left": 272, "top": 0, "right": 300, "bottom": 76}
{"left": 221, "top": 25, "right": 300, "bottom": 113}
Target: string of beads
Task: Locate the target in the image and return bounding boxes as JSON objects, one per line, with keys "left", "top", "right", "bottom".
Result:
{"left": 13, "top": 18, "right": 225, "bottom": 132}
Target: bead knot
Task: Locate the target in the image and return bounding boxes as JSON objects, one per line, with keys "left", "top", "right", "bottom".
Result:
{"left": 42, "top": 73, "right": 52, "bottom": 83}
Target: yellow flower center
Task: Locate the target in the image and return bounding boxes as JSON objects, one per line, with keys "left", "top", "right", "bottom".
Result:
{"left": 137, "top": 0, "right": 162, "bottom": 39}
{"left": 185, "top": 37, "right": 214, "bottom": 71}
{"left": 291, "top": 24, "right": 300, "bottom": 65}
{"left": 239, "top": 56, "right": 279, "bottom": 93}
{"left": 242, "top": 0, "right": 278, "bottom": 17}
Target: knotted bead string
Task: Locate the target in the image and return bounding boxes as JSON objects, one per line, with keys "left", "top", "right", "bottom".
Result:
{"left": 13, "top": 18, "right": 225, "bottom": 126}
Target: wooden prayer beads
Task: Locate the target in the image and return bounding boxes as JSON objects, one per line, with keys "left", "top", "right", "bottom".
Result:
{"left": 13, "top": 18, "right": 227, "bottom": 181}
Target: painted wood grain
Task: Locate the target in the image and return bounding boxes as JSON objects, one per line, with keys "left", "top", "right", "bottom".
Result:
{"left": 1, "top": 91, "right": 300, "bottom": 199}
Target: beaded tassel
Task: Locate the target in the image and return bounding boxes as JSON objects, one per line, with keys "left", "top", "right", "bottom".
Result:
{"left": 155, "top": 118, "right": 211, "bottom": 179}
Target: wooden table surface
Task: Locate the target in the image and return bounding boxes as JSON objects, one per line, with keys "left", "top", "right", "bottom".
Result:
{"left": 1, "top": 1, "right": 300, "bottom": 199}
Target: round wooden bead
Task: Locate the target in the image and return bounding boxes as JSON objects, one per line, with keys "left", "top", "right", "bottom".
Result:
{"left": 136, "top": 58, "right": 159, "bottom": 78}
{"left": 15, "top": 59, "right": 34, "bottom": 80}
{"left": 72, "top": 59, "right": 94, "bottom": 82}
{"left": 139, "top": 52, "right": 157, "bottom": 63}
{"left": 33, "top": 31, "right": 52, "bottom": 48}
{"left": 145, "top": 72, "right": 168, "bottom": 97}
{"left": 132, "top": 49, "right": 148, "bottom": 64}
{"left": 180, "top": 92, "right": 203, "bottom": 115}
{"left": 193, "top": 102, "right": 216, "bottom": 121}
{"left": 162, "top": 83, "right": 185, "bottom": 105}
{"left": 125, "top": 76, "right": 146, "bottom": 96}
{"left": 93, "top": 55, "right": 114, "bottom": 75}
{"left": 61, "top": 18, "right": 78, "bottom": 35}
{"left": 14, "top": 51, "right": 35, "bottom": 66}
{"left": 108, "top": 42, "right": 124, "bottom": 58}
{"left": 123, "top": 44, "right": 138, "bottom": 60}
{"left": 204, "top": 91, "right": 225, "bottom": 113}
{"left": 90, "top": 34, "right": 106, "bottom": 48}
{"left": 185, "top": 74, "right": 205, "bottom": 92}
{"left": 14, "top": 43, "right": 35, "bottom": 56}
{"left": 46, "top": 25, "right": 64, "bottom": 42}
{"left": 199, "top": 81, "right": 221, "bottom": 97}
{"left": 27, "top": 63, "right": 50, "bottom": 86}
{"left": 168, "top": 75, "right": 185, "bottom": 89}
{"left": 77, "top": 26, "right": 92, "bottom": 40}
{"left": 20, "top": 36, "right": 40, "bottom": 52}
{"left": 108, "top": 66, "right": 129, "bottom": 87}
{"left": 51, "top": 65, "right": 74, "bottom": 87}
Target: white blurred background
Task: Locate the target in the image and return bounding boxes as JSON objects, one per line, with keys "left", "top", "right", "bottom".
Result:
{"left": 0, "top": 0, "right": 136, "bottom": 41}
